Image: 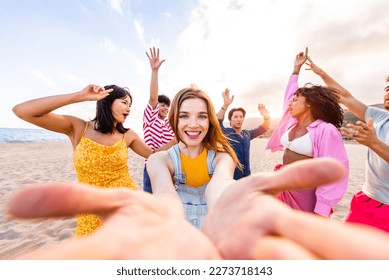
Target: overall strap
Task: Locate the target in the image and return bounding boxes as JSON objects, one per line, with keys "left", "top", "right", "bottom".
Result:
{"left": 167, "top": 144, "right": 186, "bottom": 184}
{"left": 206, "top": 150, "right": 216, "bottom": 177}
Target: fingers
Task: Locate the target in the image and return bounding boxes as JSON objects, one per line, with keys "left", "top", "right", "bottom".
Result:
{"left": 249, "top": 236, "right": 318, "bottom": 260}
{"left": 341, "top": 122, "right": 365, "bottom": 138}
{"left": 305, "top": 46, "right": 308, "bottom": 57}
{"left": 234, "top": 158, "right": 345, "bottom": 195}
{"left": 305, "top": 56, "right": 313, "bottom": 67}
{"left": 102, "top": 88, "right": 113, "bottom": 95}
{"left": 7, "top": 182, "right": 134, "bottom": 218}
{"left": 365, "top": 117, "right": 373, "bottom": 127}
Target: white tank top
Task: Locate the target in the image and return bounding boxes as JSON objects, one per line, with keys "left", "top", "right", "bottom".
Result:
{"left": 281, "top": 126, "right": 313, "bottom": 157}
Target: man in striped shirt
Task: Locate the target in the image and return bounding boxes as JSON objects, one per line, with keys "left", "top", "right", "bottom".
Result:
{"left": 143, "top": 47, "right": 175, "bottom": 193}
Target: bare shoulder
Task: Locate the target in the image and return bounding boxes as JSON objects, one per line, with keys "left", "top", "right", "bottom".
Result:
{"left": 214, "top": 151, "right": 233, "bottom": 162}
{"left": 214, "top": 151, "right": 235, "bottom": 169}
{"left": 148, "top": 151, "right": 174, "bottom": 173}
{"left": 148, "top": 150, "right": 171, "bottom": 163}
{"left": 123, "top": 128, "right": 141, "bottom": 144}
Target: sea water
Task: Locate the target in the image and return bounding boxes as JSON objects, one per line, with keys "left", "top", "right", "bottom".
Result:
{"left": 0, "top": 128, "right": 68, "bottom": 144}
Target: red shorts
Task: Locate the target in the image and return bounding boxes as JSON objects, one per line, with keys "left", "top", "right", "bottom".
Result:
{"left": 345, "top": 191, "right": 389, "bottom": 233}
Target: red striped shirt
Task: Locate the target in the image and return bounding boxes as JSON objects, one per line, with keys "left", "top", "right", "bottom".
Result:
{"left": 143, "top": 103, "right": 174, "bottom": 151}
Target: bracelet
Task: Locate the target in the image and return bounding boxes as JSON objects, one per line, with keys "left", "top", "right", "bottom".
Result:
{"left": 264, "top": 116, "right": 270, "bottom": 120}
{"left": 221, "top": 107, "right": 226, "bottom": 111}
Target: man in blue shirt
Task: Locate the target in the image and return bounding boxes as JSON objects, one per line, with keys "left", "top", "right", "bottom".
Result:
{"left": 217, "top": 88, "right": 270, "bottom": 180}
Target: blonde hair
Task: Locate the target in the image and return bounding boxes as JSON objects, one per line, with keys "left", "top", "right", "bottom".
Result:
{"left": 168, "top": 85, "right": 241, "bottom": 168}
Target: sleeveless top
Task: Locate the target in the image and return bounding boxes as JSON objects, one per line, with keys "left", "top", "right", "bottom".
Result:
{"left": 168, "top": 144, "right": 216, "bottom": 229}
{"left": 280, "top": 126, "right": 313, "bottom": 157}
{"left": 73, "top": 122, "right": 137, "bottom": 237}
{"left": 180, "top": 148, "right": 210, "bottom": 187}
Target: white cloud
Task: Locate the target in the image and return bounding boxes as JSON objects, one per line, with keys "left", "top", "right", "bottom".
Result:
{"left": 166, "top": 0, "right": 389, "bottom": 118}
{"left": 58, "top": 72, "right": 85, "bottom": 85}
{"left": 108, "top": 0, "right": 124, "bottom": 15}
{"left": 31, "top": 70, "right": 57, "bottom": 88}
{"left": 134, "top": 19, "right": 145, "bottom": 44}
{"left": 100, "top": 38, "right": 118, "bottom": 53}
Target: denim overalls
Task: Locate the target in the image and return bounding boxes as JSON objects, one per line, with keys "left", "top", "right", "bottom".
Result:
{"left": 167, "top": 145, "right": 216, "bottom": 229}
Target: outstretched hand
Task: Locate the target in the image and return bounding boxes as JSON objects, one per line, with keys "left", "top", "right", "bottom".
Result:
{"left": 202, "top": 158, "right": 345, "bottom": 259}
{"left": 8, "top": 183, "right": 220, "bottom": 260}
{"left": 7, "top": 159, "right": 347, "bottom": 260}
{"left": 146, "top": 47, "right": 165, "bottom": 71}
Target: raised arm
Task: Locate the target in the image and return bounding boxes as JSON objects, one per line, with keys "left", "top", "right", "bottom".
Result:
{"left": 12, "top": 85, "right": 112, "bottom": 134}
{"left": 146, "top": 47, "right": 165, "bottom": 108}
{"left": 258, "top": 103, "right": 270, "bottom": 130}
{"left": 266, "top": 49, "right": 307, "bottom": 151}
{"left": 216, "top": 88, "right": 234, "bottom": 120}
{"left": 306, "top": 57, "right": 367, "bottom": 120}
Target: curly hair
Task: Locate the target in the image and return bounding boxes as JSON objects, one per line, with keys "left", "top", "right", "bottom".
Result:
{"left": 168, "top": 85, "right": 240, "bottom": 168}
{"left": 93, "top": 85, "right": 132, "bottom": 134}
{"left": 295, "top": 84, "right": 344, "bottom": 128}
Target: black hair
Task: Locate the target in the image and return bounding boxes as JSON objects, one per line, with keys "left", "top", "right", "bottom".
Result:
{"left": 158, "top": 94, "right": 171, "bottom": 106}
{"left": 92, "top": 85, "right": 132, "bottom": 134}
{"left": 296, "top": 84, "right": 343, "bottom": 128}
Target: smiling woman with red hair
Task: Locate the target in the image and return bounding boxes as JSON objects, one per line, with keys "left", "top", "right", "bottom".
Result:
{"left": 146, "top": 84, "right": 240, "bottom": 229}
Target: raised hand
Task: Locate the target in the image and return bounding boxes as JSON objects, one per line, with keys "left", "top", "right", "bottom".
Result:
{"left": 258, "top": 103, "right": 270, "bottom": 119}
{"left": 222, "top": 88, "right": 234, "bottom": 107}
{"left": 294, "top": 47, "right": 308, "bottom": 71}
{"left": 305, "top": 56, "right": 324, "bottom": 76}
{"left": 81, "top": 84, "right": 113, "bottom": 101}
{"left": 146, "top": 47, "right": 165, "bottom": 71}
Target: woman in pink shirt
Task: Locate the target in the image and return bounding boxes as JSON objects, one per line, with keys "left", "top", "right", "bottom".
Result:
{"left": 266, "top": 48, "right": 349, "bottom": 217}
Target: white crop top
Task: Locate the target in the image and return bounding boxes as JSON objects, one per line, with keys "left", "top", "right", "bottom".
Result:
{"left": 281, "top": 126, "right": 313, "bottom": 157}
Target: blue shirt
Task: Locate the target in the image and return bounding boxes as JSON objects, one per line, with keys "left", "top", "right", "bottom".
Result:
{"left": 219, "top": 118, "right": 266, "bottom": 180}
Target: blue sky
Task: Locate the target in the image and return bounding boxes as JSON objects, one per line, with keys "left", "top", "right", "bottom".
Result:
{"left": 2, "top": 0, "right": 389, "bottom": 136}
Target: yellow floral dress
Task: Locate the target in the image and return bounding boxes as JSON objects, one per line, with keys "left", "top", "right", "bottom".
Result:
{"left": 73, "top": 124, "right": 138, "bottom": 237}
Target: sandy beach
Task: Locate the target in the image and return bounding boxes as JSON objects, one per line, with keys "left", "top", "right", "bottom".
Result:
{"left": 0, "top": 138, "right": 367, "bottom": 259}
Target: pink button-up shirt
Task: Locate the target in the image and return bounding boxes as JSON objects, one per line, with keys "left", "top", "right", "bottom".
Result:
{"left": 266, "top": 75, "right": 349, "bottom": 216}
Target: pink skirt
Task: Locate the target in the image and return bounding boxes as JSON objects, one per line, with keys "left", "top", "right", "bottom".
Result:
{"left": 274, "top": 164, "right": 317, "bottom": 214}
{"left": 345, "top": 190, "right": 389, "bottom": 233}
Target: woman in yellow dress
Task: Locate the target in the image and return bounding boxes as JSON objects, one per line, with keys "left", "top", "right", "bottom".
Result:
{"left": 13, "top": 84, "right": 161, "bottom": 237}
